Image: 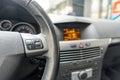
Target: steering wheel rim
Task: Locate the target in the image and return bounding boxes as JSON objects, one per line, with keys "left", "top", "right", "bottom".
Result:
{"left": 23, "top": 0, "right": 60, "bottom": 80}
{"left": 0, "top": 0, "right": 59, "bottom": 80}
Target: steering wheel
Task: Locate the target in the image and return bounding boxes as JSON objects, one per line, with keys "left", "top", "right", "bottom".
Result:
{"left": 0, "top": 0, "right": 59, "bottom": 80}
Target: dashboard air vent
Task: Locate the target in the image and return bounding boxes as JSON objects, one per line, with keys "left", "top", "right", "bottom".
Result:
{"left": 60, "top": 47, "right": 101, "bottom": 62}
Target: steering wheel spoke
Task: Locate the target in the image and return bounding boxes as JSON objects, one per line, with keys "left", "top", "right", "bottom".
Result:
{"left": 21, "top": 33, "right": 48, "bottom": 57}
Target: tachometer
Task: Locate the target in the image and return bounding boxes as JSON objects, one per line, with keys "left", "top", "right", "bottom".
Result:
{"left": 12, "top": 22, "right": 36, "bottom": 34}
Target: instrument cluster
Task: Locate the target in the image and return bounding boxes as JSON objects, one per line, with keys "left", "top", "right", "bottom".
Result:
{"left": 0, "top": 20, "right": 37, "bottom": 34}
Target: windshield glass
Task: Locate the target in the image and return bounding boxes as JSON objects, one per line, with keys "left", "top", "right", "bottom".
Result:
{"left": 36, "top": 0, "right": 120, "bottom": 20}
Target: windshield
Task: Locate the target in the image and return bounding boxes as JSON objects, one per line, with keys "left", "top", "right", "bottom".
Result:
{"left": 36, "top": 0, "right": 120, "bottom": 20}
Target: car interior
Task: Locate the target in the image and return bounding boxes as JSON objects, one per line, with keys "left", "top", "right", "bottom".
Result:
{"left": 0, "top": 0, "right": 120, "bottom": 80}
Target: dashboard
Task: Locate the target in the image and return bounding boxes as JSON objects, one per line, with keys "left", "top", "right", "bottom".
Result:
{"left": 1, "top": 13, "right": 120, "bottom": 80}
{"left": 49, "top": 15, "right": 120, "bottom": 80}
{"left": 0, "top": 12, "right": 120, "bottom": 80}
{"left": 0, "top": 0, "right": 120, "bottom": 80}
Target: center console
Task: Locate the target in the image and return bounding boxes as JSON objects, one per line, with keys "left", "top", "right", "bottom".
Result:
{"left": 57, "top": 39, "right": 110, "bottom": 80}
{"left": 54, "top": 22, "right": 111, "bottom": 80}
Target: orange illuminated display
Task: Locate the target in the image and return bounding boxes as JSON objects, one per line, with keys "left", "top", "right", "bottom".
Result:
{"left": 112, "top": 1, "right": 120, "bottom": 13}
{"left": 63, "top": 28, "right": 80, "bottom": 41}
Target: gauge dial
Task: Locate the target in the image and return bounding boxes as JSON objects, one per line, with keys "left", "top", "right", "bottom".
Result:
{"left": 0, "top": 20, "right": 12, "bottom": 30}
{"left": 12, "top": 22, "right": 36, "bottom": 34}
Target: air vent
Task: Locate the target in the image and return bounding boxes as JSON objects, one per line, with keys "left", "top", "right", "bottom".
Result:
{"left": 60, "top": 47, "right": 101, "bottom": 62}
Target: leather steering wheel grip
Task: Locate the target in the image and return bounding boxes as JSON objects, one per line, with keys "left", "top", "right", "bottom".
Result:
{"left": 22, "top": 0, "right": 59, "bottom": 80}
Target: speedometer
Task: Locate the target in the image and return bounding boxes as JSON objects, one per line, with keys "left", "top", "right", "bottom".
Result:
{"left": 12, "top": 22, "right": 36, "bottom": 34}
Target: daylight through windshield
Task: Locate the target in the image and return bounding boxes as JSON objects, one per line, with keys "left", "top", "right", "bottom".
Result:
{"left": 36, "top": 0, "right": 120, "bottom": 20}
